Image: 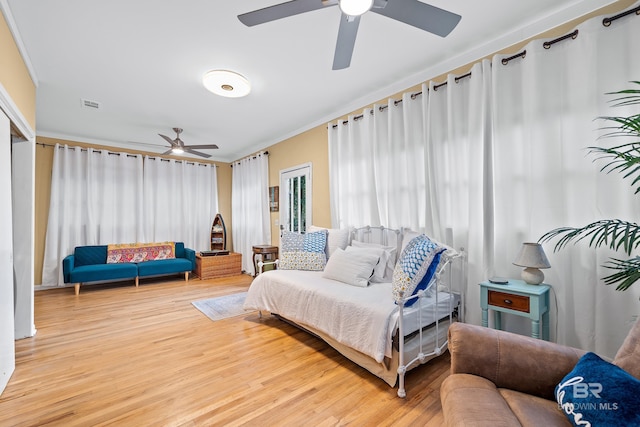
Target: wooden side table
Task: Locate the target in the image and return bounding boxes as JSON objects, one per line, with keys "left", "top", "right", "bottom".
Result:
{"left": 479, "top": 279, "right": 550, "bottom": 340}
{"left": 252, "top": 245, "right": 278, "bottom": 276}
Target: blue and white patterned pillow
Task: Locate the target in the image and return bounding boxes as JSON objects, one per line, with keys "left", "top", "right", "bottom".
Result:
{"left": 279, "top": 230, "right": 328, "bottom": 271}
{"left": 281, "top": 230, "right": 305, "bottom": 252}
{"left": 392, "top": 234, "right": 446, "bottom": 307}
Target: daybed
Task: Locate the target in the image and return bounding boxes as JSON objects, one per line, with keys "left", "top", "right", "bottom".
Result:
{"left": 244, "top": 226, "right": 465, "bottom": 397}
{"left": 441, "top": 320, "right": 640, "bottom": 426}
{"left": 63, "top": 241, "right": 195, "bottom": 295}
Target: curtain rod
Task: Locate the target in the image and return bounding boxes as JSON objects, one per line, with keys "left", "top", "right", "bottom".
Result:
{"left": 330, "top": 72, "right": 473, "bottom": 128}
{"left": 543, "top": 29, "right": 578, "bottom": 49}
{"left": 37, "top": 142, "right": 139, "bottom": 158}
{"left": 603, "top": 4, "right": 640, "bottom": 26}
{"left": 333, "top": 1, "right": 637, "bottom": 130}
{"left": 230, "top": 151, "right": 269, "bottom": 167}
{"left": 144, "top": 156, "right": 214, "bottom": 166}
{"left": 38, "top": 142, "right": 215, "bottom": 166}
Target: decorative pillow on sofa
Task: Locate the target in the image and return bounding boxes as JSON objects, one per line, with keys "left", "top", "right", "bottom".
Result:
{"left": 350, "top": 240, "right": 397, "bottom": 282}
{"left": 308, "top": 225, "right": 350, "bottom": 258}
{"left": 106, "top": 242, "right": 175, "bottom": 263}
{"left": 322, "top": 248, "right": 379, "bottom": 287}
{"left": 392, "top": 234, "right": 446, "bottom": 307}
{"left": 555, "top": 352, "right": 640, "bottom": 427}
{"left": 279, "top": 230, "right": 328, "bottom": 271}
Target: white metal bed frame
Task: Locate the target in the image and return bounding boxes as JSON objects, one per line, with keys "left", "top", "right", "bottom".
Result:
{"left": 256, "top": 225, "right": 466, "bottom": 398}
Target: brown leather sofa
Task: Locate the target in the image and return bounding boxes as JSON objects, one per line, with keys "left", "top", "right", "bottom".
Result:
{"left": 441, "top": 319, "right": 640, "bottom": 426}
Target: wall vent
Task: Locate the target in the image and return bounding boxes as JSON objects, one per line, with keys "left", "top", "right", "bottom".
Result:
{"left": 81, "top": 98, "right": 101, "bottom": 110}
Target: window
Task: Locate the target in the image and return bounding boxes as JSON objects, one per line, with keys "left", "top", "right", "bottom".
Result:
{"left": 280, "top": 163, "right": 312, "bottom": 233}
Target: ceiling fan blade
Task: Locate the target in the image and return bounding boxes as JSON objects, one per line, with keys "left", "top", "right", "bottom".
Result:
{"left": 332, "top": 14, "right": 360, "bottom": 70}
{"left": 184, "top": 148, "right": 212, "bottom": 158}
{"left": 183, "top": 144, "right": 219, "bottom": 150}
{"left": 372, "top": 0, "right": 461, "bottom": 37}
{"left": 158, "top": 134, "right": 177, "bottom": 147}
{"left": 238, "top": 0, "right": 335, "bottom": 27}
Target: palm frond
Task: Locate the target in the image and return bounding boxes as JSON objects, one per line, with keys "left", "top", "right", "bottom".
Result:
{"left": 588, "top": 143, "right": 640, "bottom": 193}
{"left": 605, "top": 81, "right": 640, "bottom": 108}
{"left": 602, "top": 256, "right": 640, "bottom": 291}
{"left": 540, "top": 82, "right": 640, "bottom": 291}
{"left": 597, "top": 115, "right": 640, "bottom": 136}
{"left": 539, "top": 219, "right": 640, "bottom": 256}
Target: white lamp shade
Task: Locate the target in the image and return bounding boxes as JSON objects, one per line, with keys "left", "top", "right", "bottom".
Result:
{"left": 513, "top": 243, "right": 551, "bottom": 269}
{"left": 513, "top": 243, "right": 551, "bottom": 285}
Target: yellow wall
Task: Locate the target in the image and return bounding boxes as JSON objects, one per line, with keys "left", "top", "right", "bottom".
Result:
{"left": 264, "top": 125, "right": 331, "bottom": 245}
{"left": 34, "top": 137, "right": 233, "bottom": 285}
{"left": 0, "top": 11, "right": 36, "bottom": 130}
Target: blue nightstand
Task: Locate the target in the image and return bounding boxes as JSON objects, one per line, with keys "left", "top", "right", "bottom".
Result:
{"left": 479, "top": 279, "right": 550, "bottom": 340}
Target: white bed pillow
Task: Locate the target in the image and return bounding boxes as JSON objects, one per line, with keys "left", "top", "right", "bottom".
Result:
{"left": 344, "top": 245, "right": 385, "bottom": 282}
{"left": 309, "top": 225, "right": 350, "bottom": 258}
{"left": 322, "top": 247, "right": 379, "bottom": 287}
{"left": 350, "top": 240, "right": 396, "bottom": 282}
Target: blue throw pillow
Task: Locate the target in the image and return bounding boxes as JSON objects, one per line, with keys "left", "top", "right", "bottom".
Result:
{"left": 279, "top": 230, "right": 328, "bottom": 271}
{"left": 555, "top": 352, "right": 640, "bottom": 427}
{"left": 392, "top": 234, "right": 446, "bottom": 307}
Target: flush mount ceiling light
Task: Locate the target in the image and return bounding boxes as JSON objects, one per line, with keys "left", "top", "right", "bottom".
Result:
{"left": 338, "top": 0, "right": 373, "bottom": 16}
{"left": 203, "top": 70, "right": 251, "bottom": 98}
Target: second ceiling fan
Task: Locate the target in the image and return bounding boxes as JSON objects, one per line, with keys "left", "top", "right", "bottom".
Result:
{"left": 159, "top": 128, "right": 218, "bottom": 158}
{"left": 238, "top": 0, "right": 461, "bottom": 70}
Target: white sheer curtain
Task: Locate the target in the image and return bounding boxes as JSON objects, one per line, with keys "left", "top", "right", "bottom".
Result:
{"left": 328, "top": 8, "right": 640, "bottom": 358}
{"left": 328, "top": 96, "right": 428, "bottom": 230}
{"left": 490, "top": 15, "right": 640, "bottom": 354}
{"left": 232, "top": 153, "right": 270, "bottom": 275}
{"left": 143, "top": 156, "right": 218, "bottom": 251}
{"left": 42, "top": 145, "right": 144, "bottom": 286}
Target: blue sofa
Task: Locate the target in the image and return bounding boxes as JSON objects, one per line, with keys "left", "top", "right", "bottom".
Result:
{"left": 63, "top": 242, "right": 196, "bottom": 295}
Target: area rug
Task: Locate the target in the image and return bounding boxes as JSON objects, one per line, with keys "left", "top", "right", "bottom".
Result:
{"left": 192, "top": 292, "right": 249, "bottom": 322}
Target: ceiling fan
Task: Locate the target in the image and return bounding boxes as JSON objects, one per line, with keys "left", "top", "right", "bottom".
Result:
{"left": 158, "top": 128, "right": 219, "bottom": 158}
{"left": 238, "top": 0, "right": 461, "bottom": 70}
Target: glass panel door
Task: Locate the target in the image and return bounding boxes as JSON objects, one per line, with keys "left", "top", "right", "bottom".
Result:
{"left": 280, "top": 163, "right": 312, "bottom": 234}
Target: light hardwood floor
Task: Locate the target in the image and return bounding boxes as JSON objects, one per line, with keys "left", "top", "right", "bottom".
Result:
{"left": 1, "top": 275, "right": 451, "bottom": 426}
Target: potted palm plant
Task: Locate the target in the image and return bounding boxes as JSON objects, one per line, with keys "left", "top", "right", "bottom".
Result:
{"left": 540, "top": 81, "right": 640, "bottom": 291}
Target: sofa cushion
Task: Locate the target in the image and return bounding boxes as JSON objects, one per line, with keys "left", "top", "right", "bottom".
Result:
{"left": 499, "top": 388, "right": 570, "bottom": 427}
{"left": 137, "top": 258, "right": 193, "bottom": 277}
{"left": 441, "top": 374, "right": 523, "bottom": 427}
{"left": 175, "top": 242, "right": 186, "bottom": 258}
{"left": 74, "top": 245, "right": 108, "bottom": 267}
{"left": 69, "top": 262, "right": 138, "bottom": 283}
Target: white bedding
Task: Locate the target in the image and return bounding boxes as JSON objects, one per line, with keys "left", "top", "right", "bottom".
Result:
{"left": 243, "top": 269, "right": 459, "bottom": 363}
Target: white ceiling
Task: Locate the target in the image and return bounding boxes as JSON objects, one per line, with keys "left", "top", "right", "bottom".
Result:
{"left": 4, "top": 0, "right": 619, "bottom": 162}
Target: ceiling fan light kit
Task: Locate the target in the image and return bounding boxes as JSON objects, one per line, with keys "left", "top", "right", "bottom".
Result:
{"left": 339, "top": 0, "right": 372, "bottom": 16}
{"left": 203, "top": 70, "right": 251, "bottom": 98}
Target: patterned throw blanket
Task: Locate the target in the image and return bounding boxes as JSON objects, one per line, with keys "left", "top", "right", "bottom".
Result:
{"left": 106, "top": 242, "right": 175, "bottom": 263}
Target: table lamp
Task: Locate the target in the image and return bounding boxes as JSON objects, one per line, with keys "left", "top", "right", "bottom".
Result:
{"left": 513, "top": 242, "right": 551, "bottom": 285}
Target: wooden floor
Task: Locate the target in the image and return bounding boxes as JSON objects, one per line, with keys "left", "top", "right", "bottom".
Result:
{"left": 1, "top": 275, "right": 451, "bottom": 426}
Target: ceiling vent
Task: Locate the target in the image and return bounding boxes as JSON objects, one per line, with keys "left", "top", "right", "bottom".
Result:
{"left": 81, "top": 98, "right": 101, "bottom": 110}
